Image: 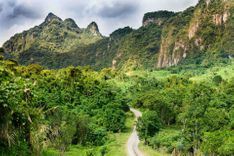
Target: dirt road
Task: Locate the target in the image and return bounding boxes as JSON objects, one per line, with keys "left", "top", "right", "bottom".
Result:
{"left": 127, "top": 108, "right": 144, "bottom": 156}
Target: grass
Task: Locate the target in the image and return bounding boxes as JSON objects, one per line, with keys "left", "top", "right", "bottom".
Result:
{"left": 139, "top": 143, "right": 170, "bottom": 156}
{"left": 42, "top": 112, "right": 135, "bottom": 156}
{"left": 190, "top": 61, "right": 234, "bottom": 82}
{"left": 121, "top": 61, "right": 234, "bottom": 83}
{"left": 104, "top": 112, "right": 134, "bottom": 156}
{"left": 125, "top": 70, "right": 172, "bottom": 79}
{"left": 43, "top": 110, "right": 168, "bottom": 156}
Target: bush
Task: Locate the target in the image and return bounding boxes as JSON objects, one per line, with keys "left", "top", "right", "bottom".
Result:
{"left": 149, "top": 129, "right": 182, "bottom": 153}
{"left": 102, "top": 103, "right": 126, "bottom": 132}
{"left": 201, "top": 130, "right": 234, "bottom": 155}
{"left": 137, "top": 111, "right": 162, "bottom": 144}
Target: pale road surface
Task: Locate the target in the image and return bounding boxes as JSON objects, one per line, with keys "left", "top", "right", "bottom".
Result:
{"left": 127, "top": 108, "right": 144, "bottom": 156}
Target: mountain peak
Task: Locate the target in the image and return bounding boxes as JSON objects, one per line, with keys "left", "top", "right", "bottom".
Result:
{"left": 143, "top": 11, "right": 175, "bottom": 26}
{"left": 45, "top": 12, "right": 62, "bottom": 23}
{"left": 87, "top": 22, "right": 100, "bottom": 36}
{"left": 64, "top": 18, "right": 79, "bottom": 29}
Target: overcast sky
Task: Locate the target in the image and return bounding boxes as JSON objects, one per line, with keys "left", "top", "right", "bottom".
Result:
{"left": 0, "top": 0, "right": 198, "bottom": 46}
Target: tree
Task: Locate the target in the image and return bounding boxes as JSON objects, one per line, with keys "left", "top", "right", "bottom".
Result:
{"left": 102, "top": 104, "right": 126, "bottom": 132}
{"left": 0, "top": 47, "right": 4, "bottom": 54}
{"left": 0, "top": 48, "right": 4, "bottom": 60}
{"left": 213, "top": 75, "right": 223, "bottom": 84}
{"left": 201, "top": 130, "right": 234, "bottom": 155}
{"left": 178, "top": 83, "right": 215, "bottom": 154}
{"left": 137, "top": 111, "right": 161, "bottom": 144}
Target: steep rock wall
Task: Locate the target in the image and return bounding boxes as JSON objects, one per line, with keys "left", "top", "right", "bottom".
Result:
{"left": 156, "top": 0, "right": 233, "bottom": 68}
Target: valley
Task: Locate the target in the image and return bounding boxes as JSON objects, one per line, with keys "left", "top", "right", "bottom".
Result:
{"left": 0, "top": 0, "right": 234, "bottom": 155}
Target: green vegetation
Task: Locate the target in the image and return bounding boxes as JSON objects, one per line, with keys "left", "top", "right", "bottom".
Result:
{"left": 42, "top": 112, "right": 134, "bottom": 156}
{"left": 0, "top": 59, "right": 129, "bottom": 156}
{"left": 137, "top": 111, "right": 162, "bottom": 143}
{"left": 1, "top": 0, "right": 234, "bottom": 155}
{"left": 143, "top": 10, "right": 175, "bottom": 23}
{"left": 3, "top": 0, "right": 233, "bottom": 70}
{"left": 118, "top": 62, "right": 234, "bottom": 155}
{"left": 139, "top": 143, "right": 169, "bottom": 156}
{"left": 3, "top": 13, "right": 103, "bottom": 68}
{"left": 1, "top": 48, "right": 234, "bottom": 156}
{"left": 3, "top": 45, "right": 234, "bottom": 155}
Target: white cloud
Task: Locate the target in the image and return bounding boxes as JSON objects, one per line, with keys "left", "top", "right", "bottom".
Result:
{"left": 0, "top": 0, "right": 198, "bottom": 46}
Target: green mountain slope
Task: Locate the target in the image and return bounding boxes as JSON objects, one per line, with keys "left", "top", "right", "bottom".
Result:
{"left": 157, "top": 0, "right": 234, "bottom": 68}
{"left": 3, "top": 13, "right": 103, "bottom": 67}
{"left": 2, "top": 0, "right": 234, "bottom": 70}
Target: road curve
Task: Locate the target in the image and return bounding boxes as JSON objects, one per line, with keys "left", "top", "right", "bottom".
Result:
{"left": 127, "top": 108, "right": 144, "bottom": 156}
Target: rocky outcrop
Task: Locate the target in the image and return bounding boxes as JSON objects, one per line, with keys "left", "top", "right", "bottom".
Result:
{"left": 172, "top": 41, "right": 188, "bottom": 60}
{"left": 3, "top": 13, "right": 103, "bottom": 55}
{"left": 87, "top": 22, "right": 101, "bottom": 36}
{"left": 157, "top": 37, "right": 170, "bottom": 68}
{"left": 2, "top": 0, "right": 234, "bottom": 70}
{"left": 143, "top": 11, "right": 175, "bottom": 27}
{"left": 157, "top": 38, "right": 188, "bottom": 68}
{"left": 156, "top": 0, "right": 233, "bottom": 68}
{"left": 45, "top": 12, "right": 62, "bottom": 23}
{"left": 3, "top": 31, "right": 31, "bottom": 54}
{"left": 213, "top": 14, "right": 223, "bottom": 25}
{"left": 64, "top": 18, "right": 79, "bottom": 29}
{"left": 194, "top": 37, "right": 203, "bottom": 47}
{"left": 112, "top": 53, "right": 123, "bottom": 69}
{"left": 213, "top": 11, "right": 230, "bottom": 25}
{"left": 206, "top": 0, "right": 211, "bottom": 6}
{"left": 188, "top": 8, "right": 201, "bottom": 40}
{"left": 188, "top": 22, "right": 199, "bottom": 39}
{"left": 64, "top": 18, "right": 81, "bottom": 33}
{"left": 143, "top": 18, "right": 164, "bottom": 26}
{"left": 223, "top": 11, "right": 230, "bottom": 23}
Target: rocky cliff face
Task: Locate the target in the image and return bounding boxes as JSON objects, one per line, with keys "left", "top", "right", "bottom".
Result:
{"left": 45, "top": 12, "right": 62, "bottom": 23}
{"left": 87, "top": 22, "right": 101, "bottom": 36}
{"left": 156, "top": 0, "right": 234, "bottom": 68}
{"left": 2, "top": 0, "right": 234, "bottom": 70}
{"left": 143, "top": 11, "right": 175, "bottom": 27}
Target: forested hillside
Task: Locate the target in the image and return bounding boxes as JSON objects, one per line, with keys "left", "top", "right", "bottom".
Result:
{"left": 1, "top": 0, "right": 234, "bottom": 155}
{"left": 1, "top": 46, "right": 234, "bottom": 155}
{"left": 0, "top": 50, "right": 129, "bottom": 155}
{"left": 3, "top": 0, "right": 234, "bottom": 70}
{"left": 126, "top": 64, "right": 234, "bottom": 155}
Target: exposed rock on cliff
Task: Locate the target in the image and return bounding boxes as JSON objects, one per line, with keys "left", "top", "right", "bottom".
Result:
{"left": 3, "top": 13, "right": 103, "bottom": 55}
{"left": 45, "top": 12, "right": 62, "bottom": 23}
{"left": 143, "top": 11, "right": 175, "bottom": 27}
{"left": 156, "top": 0, "right": 233, "bottom": 68}
{"left": 213, "top": 11, "right": 230, "bottom": 25}
{"left": 87, "top": 22, "right": 101, "bottom": 36}
{"left": 2, "top": 0, "right": 234, "bottom": 70}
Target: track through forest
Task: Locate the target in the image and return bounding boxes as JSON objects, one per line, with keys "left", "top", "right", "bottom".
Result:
{"left": 127, "top": 108, "right": 144, "bottom": 156}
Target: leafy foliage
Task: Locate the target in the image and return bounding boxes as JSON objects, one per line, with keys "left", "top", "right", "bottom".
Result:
{"left": 137, "top": 111, "right": 162, "bottom": 143}
{"left": 143, "top": 11, "right": 175, "bottom": 23}
{"left": 121, "top": 63, "right": 234, "bottom": 155}
{"left": 0, "top": 60, "right": 127, "bottom": 155}
{"left": 3, "top": 0, "right": 234, "bottom": 70}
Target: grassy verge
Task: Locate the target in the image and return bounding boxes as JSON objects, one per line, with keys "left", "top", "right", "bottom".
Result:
{"left": 104, "top": 112, "right": 134, "bottom": 156}
{"left": 43, "top": 112, "right": 134, "bottom": 156}
{"left": 139, "top": 143, "right": 169, "bottom": 156}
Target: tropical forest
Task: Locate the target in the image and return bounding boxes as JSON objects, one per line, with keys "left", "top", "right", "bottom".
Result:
{"left": 0, "top": 0, "right": 234, "bottom": 155}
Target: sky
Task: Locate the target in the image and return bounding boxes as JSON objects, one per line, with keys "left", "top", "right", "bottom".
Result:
{"left": 0, "top": 0, "right": 198, "bottom": 46}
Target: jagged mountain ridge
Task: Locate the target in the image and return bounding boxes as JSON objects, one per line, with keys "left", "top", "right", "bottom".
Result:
{"left": 3, "top": 12, "right": 102, "bottom": 55}
{"left": 3, "top": 0, "right": 234, "bottom": 70}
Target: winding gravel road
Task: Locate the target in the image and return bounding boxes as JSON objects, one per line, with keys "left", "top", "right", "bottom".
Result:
{"left": 127, "top": 108, "right": 144, "bottom": 156}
